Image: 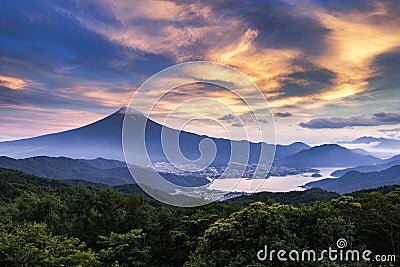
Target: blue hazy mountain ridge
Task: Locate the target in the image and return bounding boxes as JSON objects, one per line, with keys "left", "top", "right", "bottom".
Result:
{"left": 349, "top": 148, "right": 370, "bottom": 156}
{"left": 0, "top": 107, "right": 309, "bottom": 166}
{"left": 282, "top": 144, "right": 383, "bottom": 167}
{"left": 385, "top": 154, "right": 400, "bottom": 162}
{"left": 305, "top": 165, "right": 400, "bottom": 194}
{"left": 0, "top": 156, "right": 210, "bottom": 187}
{"left": 342, "top": 136, "right": 400, "bottom": 149}
{"left": 332, "top": 158, "right": 400, "bottom": 177}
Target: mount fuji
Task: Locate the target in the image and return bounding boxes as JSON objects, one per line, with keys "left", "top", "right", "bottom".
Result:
{"left": 0, "top": 107, "right": 308, "bottom": 166}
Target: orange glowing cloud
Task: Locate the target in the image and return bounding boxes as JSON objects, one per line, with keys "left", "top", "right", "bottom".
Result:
{"left": 0, "top": 75, "right": 27, "bottom": 90}
{"left": 311, "top": 2, "right": 400, "bottom": 101}
{"left": 71, "top": 0, "right": 400, "bottom": 113}
{"left": 213, "top": 1, "right": 400, "bottom": 110}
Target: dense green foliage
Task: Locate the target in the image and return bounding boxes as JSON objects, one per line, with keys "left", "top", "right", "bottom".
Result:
{"left": 0, "top": 168, "right": 399, "bottom": 266}
{"left": 0, "top": 156, "right": 209, "bottom": 187}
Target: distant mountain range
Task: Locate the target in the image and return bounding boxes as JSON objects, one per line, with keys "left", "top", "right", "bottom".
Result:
{"left": 281, "top": 144, "right": 383, "bottom": 167}
{"left": 0, "top": 107, "right": 309, "bottom": 166}
{"left": 0, "top": 107, "right": 391, "bottom": 169}
{"left": 349, "top": 148, "right": 370, "bottom": 156}
{"left": 0, "top": 107, "right": 399, "bottom": 194}
{"left": 344, "top": 136, "right": 400, "bottom": 149}
{"left": 386, "top": 154, "right": 400, "bottom": 162}
{"left": 339, "top": 136, "right": 400, "bottom": 158}
{"left": 0, "top": 156, "right": 209, "bottom": 187}
{"left": 332, "top": 158, "right": 400, "bottom": 177}
{"left": 305, "top": 165, "right": 400, "bottom": 194}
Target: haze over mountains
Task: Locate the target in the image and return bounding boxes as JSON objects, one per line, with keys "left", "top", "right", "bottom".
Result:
{"left": 0, "top": 107, "right": 393, "bottom": 166}
{"left": 0, "top": 107, "right": 308, "bottom": 165}
{"left": 305, "top": 165, "right": 400, "bottom": 194}
{"left": 332, "top": 158, "right": 400, "bottom": 177}
{"left": 0, "top": 108, "right": 127, "bottom": 160}
{"left": 0, "top": 156, "right": 210, "bottom": 187}
{"left": 344, "top": 136, "right": 400, "bottom": 149}
{"left": 0, "top": 107, "right": 399, "bottom": 194}
{"left": 339, "top": 136, "right": 400, "bottom": 158}
{"left": 281, "top": 144, "right": 383, "bottom": 167}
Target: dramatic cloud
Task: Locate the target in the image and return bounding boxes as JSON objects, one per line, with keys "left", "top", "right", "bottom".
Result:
{"left": 0, "top": 0, "right": 400, "bottom": 142}
{"left": 0, "top": 0, "right": 173, "bottom": 107}
{"left": 273, "top": 0, "right": 400, "bottom": 108}
{"left": 2, "top": 0, "right": 400, "bottom": 110}
{"left": 274, "top": 65, "right": 336, "bottom": 98}
{"left": 368, "top": 47, "right": 400, "bottom": 94}
{"left": 275, "top": 112, "right": 293, "bottom": 118}
{"left": 300, "top": 112, "right": 400, "bottom": 129}
{"left": 218, "top": 114, "right": 236, "bottom": 123}
{"left": 0, "top": 76, "right": 27, "bottom": 90}
{"left": 71, "top": 0, "right": 400, "bottom": 108}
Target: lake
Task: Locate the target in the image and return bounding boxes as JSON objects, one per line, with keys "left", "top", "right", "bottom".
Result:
{"left": 207, "top": 167, "right": 341, "bottom": 193}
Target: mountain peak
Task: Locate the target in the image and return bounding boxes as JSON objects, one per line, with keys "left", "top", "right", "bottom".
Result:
{"left": 114, "top": 106, "right": 144, "bottom": 116}
{"left": 282, "top": 143, "right": 383, "bottom": 167}
{"left": 315, "top": 144, "right": 344, "bottom": 149}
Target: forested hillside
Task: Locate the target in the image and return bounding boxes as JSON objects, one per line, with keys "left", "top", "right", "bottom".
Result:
{"left": 0, "top": 168, "right": 399, "bottom": 266}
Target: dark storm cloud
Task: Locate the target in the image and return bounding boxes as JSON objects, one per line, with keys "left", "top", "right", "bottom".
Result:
{"left": 311, "top": 0, "right": 377, "bottom": 13}
{"left": 218, "top": 114, "right": 236, "bottom": 123}
{"left": 206, "top": 0, "right": 331, "bottom": 55}
{"left": 275, "top": 61, "right": 337, "bottom": 98}
{"left": 367, "top": 47, "right": 400, "bottom": 93}
{"left": 300, "top": 112, "right": 400, "bottom": 129}
{"left": 275, "top": 112, "right": 293, "bottom": 117}
{"left": 231, "top": 122, "right": 244, "bottom": 127}
{"left": 313, "top": 0, "right": 400, "bottom": 19}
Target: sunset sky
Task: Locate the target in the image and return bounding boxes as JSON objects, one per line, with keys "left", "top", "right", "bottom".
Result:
{"left": 1, "top": 0, "right": 400, "bottom": 144}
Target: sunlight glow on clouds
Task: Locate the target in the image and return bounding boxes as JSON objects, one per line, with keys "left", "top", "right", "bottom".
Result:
{"left": 0, "top": 0, "right": 399, "bottom": 143}
{"left": 58, "top": 0, "right": 400, "bottom": 111}
{"left": 68, "top": 0, "right": 400, "bottom": 113}
{"left": 310, "top": 2, "right": 400, "bottom": 101}
{"left": 0, "top": 76, "right": 27, "bottom": 90}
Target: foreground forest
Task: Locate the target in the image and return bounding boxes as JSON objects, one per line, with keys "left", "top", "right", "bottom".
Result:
{"left": 0, "top": 168, "right": 399, "bottom": 266}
